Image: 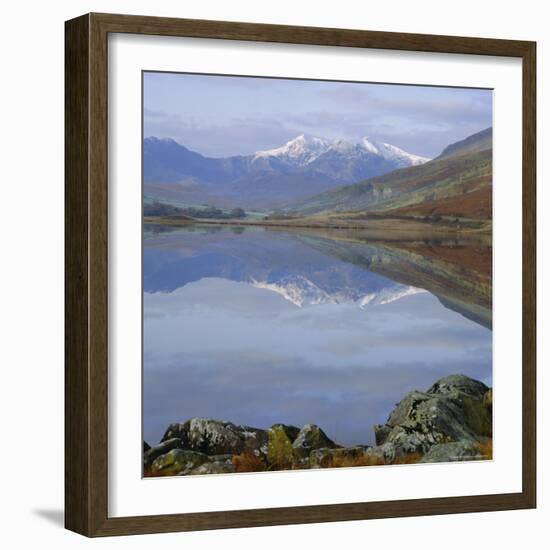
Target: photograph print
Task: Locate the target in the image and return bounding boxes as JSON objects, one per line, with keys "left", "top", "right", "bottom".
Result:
{"left": 142, "top": 72, "right": 493, "bottom": 477}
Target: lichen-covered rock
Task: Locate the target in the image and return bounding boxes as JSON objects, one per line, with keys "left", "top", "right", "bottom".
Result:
{"left": 373, "top": 424, "right": 392, "bottom": 446}
{"left": 427, "top": 374, "right": 489, "bottom": 401}
{"left": 292, "top": 424, "right": 338, "bottom": 458}
{"left": 309, "top": 446, "right": 368, "bottom": 468}
{"left": 420, "top": 440, "right": 482, "bottom": 463}
{"left": 365, "top": 442, "right": 398, "bottom": 464}
{"left": 144, "top": 437, "right": 185, "bottom": 469}
{"left": 161, "top": 418, "right": 268, "bottom": 456}
{"left": 150, "top": 449, "right": 209, "bottom": 476}
{"left": 483, "top": 389, "right": 493, "bottom": 410}
{"left": 189, "top": 458, "right": 236, "bottom": 475}
{"left": 374, "top": 375, "right": 492, "bottom": 457}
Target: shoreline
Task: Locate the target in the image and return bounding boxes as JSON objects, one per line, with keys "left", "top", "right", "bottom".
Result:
{"left": 144, "top": 215, "right": 492, "bottom": 237}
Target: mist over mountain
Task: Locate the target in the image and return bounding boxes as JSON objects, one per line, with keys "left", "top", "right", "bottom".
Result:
{"left": 144, "top": 134, "right": 429, "bottom": 209}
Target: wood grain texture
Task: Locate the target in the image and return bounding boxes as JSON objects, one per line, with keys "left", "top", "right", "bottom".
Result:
{"left": 65, "top": 12, "right": 537, "bottom": 537}
{"left": 521, "top": 42, "right": 537, "bottom": 508}
{"left": 65, "top": 13, "right": 91, "bottom": 535}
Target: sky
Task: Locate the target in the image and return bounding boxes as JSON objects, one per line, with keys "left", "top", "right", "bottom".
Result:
{"left": 143, "top": 71, "right": 493, "bottom": 161}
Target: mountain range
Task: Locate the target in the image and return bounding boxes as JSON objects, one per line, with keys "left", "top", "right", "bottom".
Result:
{"left": 288, "top": 127, "right": 493, "bottom": 219}
{"left": 144, "top": 225, "right": 491, "bottom": 328}
{"left": 144, "top": 134, "right": 429, "bottom": 209}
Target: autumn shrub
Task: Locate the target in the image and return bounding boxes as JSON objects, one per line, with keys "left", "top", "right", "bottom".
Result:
{"left": 267, "top": 426, "right": 296, "bottom": 470}
{"left": 325, "top": 453, "right": 385, "bottom": 468}
{"left": 477, "top": 438, "right": 493, "bottom": 460}
{"left": 392, "top": 452, "right": 423, "bottom": 465}
{"left": 232, "top": 451, "right": 266, "bottom": 473}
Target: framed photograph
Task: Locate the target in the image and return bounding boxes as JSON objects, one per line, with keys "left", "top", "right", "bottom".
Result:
{"left": 65, "top": 13, "right": 536, "bottom": 536}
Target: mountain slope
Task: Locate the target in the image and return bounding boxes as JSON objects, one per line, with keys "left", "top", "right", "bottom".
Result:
{"left": 436, "top": 127, "right": 492, "bottom": 160}
{"left": 290, "top": 128, "right": 492, "bottom": 219}
{"left": 144, "top": 134, "right": 429, "bottom": 209}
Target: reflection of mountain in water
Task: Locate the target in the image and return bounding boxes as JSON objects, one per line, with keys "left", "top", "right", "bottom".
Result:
{"left": 296, "top": 232, "right": 492, "bottom": 329}
{"left": 250, "top": 275, "right": 426, "bottom": 308}
{"left": 143, "top": 225, "right": 491, "bottom": 328}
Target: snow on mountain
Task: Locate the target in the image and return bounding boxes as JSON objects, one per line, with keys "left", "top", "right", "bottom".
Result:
{"left": 253, "top": 134, "right": 333, "bottom": 166}
{"left": 359, "top": 137, "right": 429, "bottom": 167}
{"left": 250, "top": 275, "right": 336, "bottom": 307}
{"left": 358, "top": 286, "right": 427, "bottom": 308}
{"left": 144, "top": 133, "right": 430, "bottom": 208}
{"left": 253, "top": 134, "right": 429, "bottom": 169}
{"left": 250, "top": 274, "right": 427, "bottom": 308}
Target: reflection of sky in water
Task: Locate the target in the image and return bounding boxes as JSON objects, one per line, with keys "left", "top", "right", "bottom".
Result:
{"left": 143, "top": 227, "right": 492, "bottom": 447}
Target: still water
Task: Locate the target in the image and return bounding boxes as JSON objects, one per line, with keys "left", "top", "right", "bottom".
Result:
{"left": 143, "top": 224, "right": 492, "bottom": 447}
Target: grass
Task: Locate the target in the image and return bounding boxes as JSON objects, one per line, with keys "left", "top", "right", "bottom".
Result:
{"left": 321, "top": 451, "right": 423, "bottom": 469}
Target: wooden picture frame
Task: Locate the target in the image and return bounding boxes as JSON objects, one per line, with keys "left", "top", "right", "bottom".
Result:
{"left": 65, "top": 12, "right": 536, "bottom": 537}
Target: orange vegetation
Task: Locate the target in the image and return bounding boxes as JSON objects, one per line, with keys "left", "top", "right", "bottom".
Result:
{"left": 232, "top": 451, "right": 266, "bottom": 472}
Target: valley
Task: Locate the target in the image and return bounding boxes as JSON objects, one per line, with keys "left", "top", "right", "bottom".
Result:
{"left": 144, "top": 128, "right": 493, "bottom": 234}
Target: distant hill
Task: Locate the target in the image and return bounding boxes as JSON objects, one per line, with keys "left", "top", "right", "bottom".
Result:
{"left": 143, "top": 134, "right": 429, "bottom": 209}
{"left": 436, "top": 127, "right": 492, "bottom": 160}
{"left": 289, "top": 128, "right": 492, "bottom": 220}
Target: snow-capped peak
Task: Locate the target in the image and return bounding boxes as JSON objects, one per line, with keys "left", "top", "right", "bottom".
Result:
{"left": 359, "top": 137, "right": 381, "bottom": 155}
{"left": 359, "top": 137, "right": 429, "bottom": 166}
{"left": 250, "top": 275, "right": 427, "bottom": 308}
{"left": 253, "top": 134, "right": 429, "bottom": 169}
{"left": 250, "top": 275, "right": 335, "bottom": 307}
{"left": 254, "top": 134, "right": 332, "bottom": 166}
{"left": 330, "top": 139, "right": 356, "bottom": 153}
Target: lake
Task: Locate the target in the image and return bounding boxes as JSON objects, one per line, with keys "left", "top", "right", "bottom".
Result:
{"left": 143, "top": 224, "right": 492, "bottom": 448}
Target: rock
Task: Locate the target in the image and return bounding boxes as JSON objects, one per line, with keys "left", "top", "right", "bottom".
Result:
{"left": 309, "top": 446, "right": 368, "bottom": 468}
{"left": 373, "top": 424, "right": 392, "bottom": 445}
{"left": 208, "top": 454, "right": 233, "bottom": 463}
{"left": 150, "top": 449, "right": 209, "bottom": 476}
{"left": 483, "top": 389, "right": 493, "bottom": 410}
{"left": 144, "top": 438, "right": 185, "bottom": 469}
{"left": 161, "top": 418, "right": 268, "bottom": 456}
{"left": 292, "top": 424, "right": 338, "bottom": 458}
{"left": 365, "top": 442, "right": 398, "bottom": 464}
{"left": 189, "top": 461, "right": 236, "bottom": 475}
{"left": 143, "top": 441, "right": 151, "bottom": 452}
{"left": 420, "top": 440, "right": 483, "bottom": 463}
{"left": 427, "top": 374, "right": 489, "bottom": 401}
{"left": 374, "top": 375, "right": 492, "bottom": 457}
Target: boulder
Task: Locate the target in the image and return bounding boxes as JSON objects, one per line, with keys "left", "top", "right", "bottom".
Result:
{"left": 161, "top": 418, "right": 268, "bottom": 456}
{"left": 189, "top": 461, "right": 236, "bottom": 475}
{"left": 374, "top": 375, "right": 492, "bottom": 457}
{"left": 373, "top": 424, "right": 392, "bottom": 446}
{"left": 427, "top": 374, "right": 489, "bottom": 401}
{"left": 150, "top": 449, "right": 209, "bottom": 476}
{"left": 292, "top": 424, "right": 338, "bottom": 458}
{"left": 143, "top": 437, "right": 185, "bottom": 469}
{"left": 483, "top": 389, "right": 493, "bottom": 410}
{"left": 364, "top": 442, "right": 399, "bottom": 464}
{"left": 420, "top": 440, "right": 483, "bottom": 463}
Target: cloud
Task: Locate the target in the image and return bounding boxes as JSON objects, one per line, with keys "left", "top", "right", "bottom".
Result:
{"left": 144, "top": 109, "right": 303, "bottom": 157}
{"left": 143, "top": 277, "right": 492, "bottom": 446}
{"left": 144, "top": 73, "right": 492, "bottom": 158}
